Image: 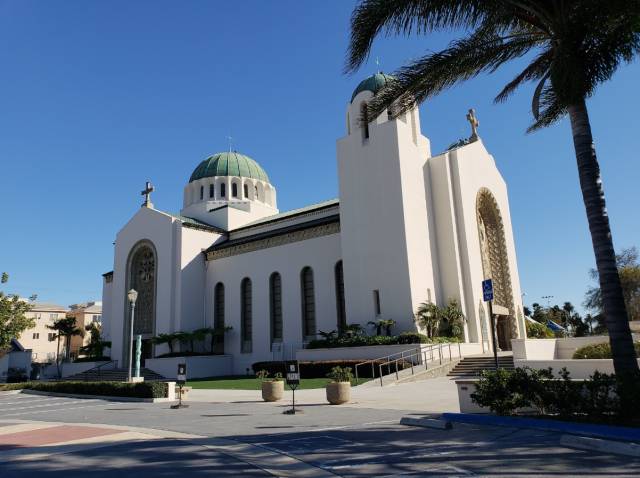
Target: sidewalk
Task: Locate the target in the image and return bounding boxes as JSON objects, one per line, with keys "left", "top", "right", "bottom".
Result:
{"left": 187, "top": 376, "right": 460, "bottom": 413}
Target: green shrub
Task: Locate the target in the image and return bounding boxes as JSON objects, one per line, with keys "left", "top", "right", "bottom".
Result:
{"left": 526, "top": 320, "right": 554, "bottom": 338}
{"left": 0, "top": 382, "right": 29, "bottom": 391}
{"left": 11, "top": 381, "right": 168, "bottom": 398}
{"left": 252, "top": 359, "right": 413, "bottom": 379}
{"left": 470, "top": 367, "right": 640, "bottom": 420}
{"left": 327, "top": 366, "right": 354, "bottom": 383}
{"left": 306, "top": 332, "right": 458, "bottom": 349}
{"left": 572, "top": 341, "right": 640, "bottom": 359}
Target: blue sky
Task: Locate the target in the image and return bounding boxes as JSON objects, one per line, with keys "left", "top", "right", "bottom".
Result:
{"left": 1, "top": 1, "right": 638, "bottom": 313}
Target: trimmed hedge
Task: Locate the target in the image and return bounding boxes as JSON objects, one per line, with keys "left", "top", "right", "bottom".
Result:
{"left": 572, "top": 341, "right": 640, "bottom": 359}
{"left": 0, "top": 381, "right": 168, "bottom": 398}
{"left": 306, "top": 332, "right": 459, "bottom": 349}
{"left": 252, "top": 359, "right": 414, "bottom": 379}
{"left": 471, "top": 367, "right": 640, "bottom": 420}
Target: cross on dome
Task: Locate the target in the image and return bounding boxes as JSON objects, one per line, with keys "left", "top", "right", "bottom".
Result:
{"left": 141, "top": 181, "right": 154, "bottom": 209}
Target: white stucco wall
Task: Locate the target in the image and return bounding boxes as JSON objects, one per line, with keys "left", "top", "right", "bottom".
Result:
{"left": 206, "top": 231, "right": 342, "bottom": 374}
{"left": 106, "top": 207, "right": 221, "bottom": 365}
{"left": 337, "top": 93, "right": 436, "bottom": 333}
{"left": 428, "top": 140, "right": 524, "bottom": 346}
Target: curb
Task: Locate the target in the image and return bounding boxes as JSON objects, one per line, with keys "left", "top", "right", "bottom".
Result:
{"left": 442, "top": 413, "right": 640, "bottom": 443}
{"left": 560, "top": 434, "right": 640, "bottom": 458}
{"left": 20, "top": 389, "right": 173, "bottom": 403}
{"left": 400, "top": 417, "right": 452, "bottom": 429}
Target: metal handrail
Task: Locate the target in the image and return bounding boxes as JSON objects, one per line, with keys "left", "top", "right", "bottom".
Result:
{"left": 360, "top": 342, "right": 463, "bottom": 386}
{"left": 82, "top": 360, "right": 118, "bottom": 382}
{"left": 354, "top": 347, "right": 421, "bottom": 383}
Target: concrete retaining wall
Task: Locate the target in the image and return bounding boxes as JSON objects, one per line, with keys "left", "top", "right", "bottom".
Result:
{"left": 146, "top": 355, "right": 233, "bottom": 379}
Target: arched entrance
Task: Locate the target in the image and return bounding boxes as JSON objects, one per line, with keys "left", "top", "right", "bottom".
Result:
{"left": 476, "top": 189, "right": 516, "bottom": 350}
{"left": 125, "top": 240, "right": 157, "bottom": 365}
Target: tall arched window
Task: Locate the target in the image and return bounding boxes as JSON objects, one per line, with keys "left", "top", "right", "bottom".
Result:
{"left": 232, "top": 183, "right": 238, "bottom": 198}
{"left": 209, "top": 184, "right": 214, "bottom": 199}
{"left": 334, "top": 261, "right": 346, "bottom": 332}
{"left": 269, "top": 272, "right": 283, "bottom": 345}
{"left": 243, "top": 184, "right": 249, "bottom": 198}
{"left": 300, "top": 266, "right": 316, "bottom": 340}
{"left": 220, "top": 183, "right": 226, "bottom": 198}
{"left": 255, "top": 185, "right": 259, "bottom": 200}
{"left": 214, "top": 283, "right": 225, "bottom": 354}
{"left": 200, "top": 185, "right": 204, "bottom": 200}
{"left": 361, "top": 102, "right": 370, "bottom": 140}
{"left": 241, "top": 278, "right": 252, "bottom": 353}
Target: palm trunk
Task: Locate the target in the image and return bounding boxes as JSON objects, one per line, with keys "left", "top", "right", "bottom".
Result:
{"left": 56, "top": 336, "right": 61, "bottom": 378}
{"left": 568, "top": 99, "right": 638, "bottom": 374}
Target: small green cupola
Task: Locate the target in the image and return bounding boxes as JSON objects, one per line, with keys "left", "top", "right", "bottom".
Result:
{"left": 350, "top": 73, "right": 395, "bottom": 102}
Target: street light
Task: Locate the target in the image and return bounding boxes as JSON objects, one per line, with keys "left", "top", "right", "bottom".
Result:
{"left": 127, "top": 289, "right": 138, "bottom": 382}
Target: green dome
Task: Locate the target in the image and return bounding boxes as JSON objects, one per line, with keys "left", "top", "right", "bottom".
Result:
{"left": 351, "top": 73, "right": 395, "bottom": 102}
{"left": 189, "top": 151, "right": 270, "bottom": 183}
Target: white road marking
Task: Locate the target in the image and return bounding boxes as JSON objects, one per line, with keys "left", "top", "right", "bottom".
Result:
{"left": 1, "top": 403, "right": 108, "bottom": 417}
{"left": 0, "top": 399, "right": 101, "bottom": 412}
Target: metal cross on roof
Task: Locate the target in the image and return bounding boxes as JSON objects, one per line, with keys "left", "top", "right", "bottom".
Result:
{"left": 466, "top": 108, "right": 479, "bottom": 141}
{"left": 141, "top": 181, "right": 154, "bottom": 209}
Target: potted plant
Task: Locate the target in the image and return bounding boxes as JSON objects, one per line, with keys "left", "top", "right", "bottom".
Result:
{"left": 258, "top": 369, "right": 284, "bottom": 402}
{"left": 326, "top": 366, "right": 352, "bottom": 405}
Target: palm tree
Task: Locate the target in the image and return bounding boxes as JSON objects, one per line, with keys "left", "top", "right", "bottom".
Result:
{"left": 415, "top": 301, "right": 441, "bottom": 339}
{"left": 346, "top": 0, "right": 639, "bottom": 374}
{"left": 47, "top": 316, "right": 81, "bottom": 377}
{"left": 151, "top": 333, "right": 177, "bottom": 354}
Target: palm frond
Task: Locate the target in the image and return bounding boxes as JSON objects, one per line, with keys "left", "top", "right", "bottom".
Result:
{"left": 346, "top": 0, "right": 493, "bottom": 73}
{"left": 494, "top": 49, "right": 552, "bottom": 103}
{"left": 366, "top": 31, "right": 539, "bottom": 119}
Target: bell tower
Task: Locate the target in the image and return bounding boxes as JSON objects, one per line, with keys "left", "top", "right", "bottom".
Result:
{"left": 336, "top": 74, "right": 436, "bottom": 331}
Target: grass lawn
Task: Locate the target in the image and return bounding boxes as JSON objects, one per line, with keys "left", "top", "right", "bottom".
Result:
{"left": 187, "top": 375, "right": 369, "bottom": 390}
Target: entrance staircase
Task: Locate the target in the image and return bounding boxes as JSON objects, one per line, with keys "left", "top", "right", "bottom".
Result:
{"left": 64, "top": 367, "right": 166, "bottom": 382}
{"left": 447, "top": 355, "right": 514, "bottom": 378}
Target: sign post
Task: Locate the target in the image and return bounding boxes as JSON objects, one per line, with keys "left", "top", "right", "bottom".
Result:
{"left": 283, "top": 361, "right": 300, "bottom": 415}
{"left": 171, "top": 363, "right": 189, "bottom": 409}
{"left": 482, "top": 279, "right": 499, "bottom": 370}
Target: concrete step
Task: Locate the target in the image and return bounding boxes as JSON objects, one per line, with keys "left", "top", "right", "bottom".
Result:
{"left": 448, "top": 355, "right": 514, "bottom": 377}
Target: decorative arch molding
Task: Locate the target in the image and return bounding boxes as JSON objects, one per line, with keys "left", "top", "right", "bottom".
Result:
{"left": 476, "top": 188, "right": 517, "bottom": 343}
{"left": 123, "top": 239, "right": 158, "bottom": 363}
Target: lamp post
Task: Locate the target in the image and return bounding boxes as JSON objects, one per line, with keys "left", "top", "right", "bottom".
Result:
{"left": 127, "top": 289, "right": 138, "bottom": 382}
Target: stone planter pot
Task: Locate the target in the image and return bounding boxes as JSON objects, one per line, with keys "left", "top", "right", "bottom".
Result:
{"left": 261, "top": 380, "right": 284, "bottom": 402}
{"left": 326, "top": 381, "right": 351, "bottom": 405}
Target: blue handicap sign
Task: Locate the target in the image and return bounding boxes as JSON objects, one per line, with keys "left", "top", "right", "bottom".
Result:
{"left": 482, "top": 279, "right": 494, "bottom": 302}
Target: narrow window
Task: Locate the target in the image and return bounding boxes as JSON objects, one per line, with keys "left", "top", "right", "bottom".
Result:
{"left": 334, "top": 261, "right": 346, "bottom": 332}
{"left": 244, "top": 184, "right": 249, "bottom": 198}
{"left": 255, "top": 185, "right": 259, "bottom": 200}
{"left": 209, "top": 184, "right": 214, "bottom": 198}
{"left": 214, "top": 282, "right": 225, "bottom": 354}
{"left": 361, "top": 102, "right": 370, "bottom": 140}
{"left": 232, "top": 183, "right": 238, "bottom": 198}
{"left": 200, "top": 186, "right": 204, "bottom": 200}
{"left": 220, "top": 183, "right": 226, "bottom": 198}
{"left": 33, "top": 333, "right": 39, "bottom": 340}
{"left": 270, "top": 272, "right": 283, "bottom": 345}
{"left": 300, "top": 267, "right": 316, "bottom": 339}
{"left": 241, "top": 278, "right": 252, "bottom": 353}
{"left": 373, "top": 290, "right": 381, "bottom": 316}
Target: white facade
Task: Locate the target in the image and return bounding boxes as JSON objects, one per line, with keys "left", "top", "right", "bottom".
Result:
{"left": 102, "top": 75, "right": 524, "bottom": 375}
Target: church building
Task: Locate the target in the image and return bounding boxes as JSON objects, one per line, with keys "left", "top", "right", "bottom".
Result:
{"left": 101, "top": 74, "right": 525, "bottom": 375}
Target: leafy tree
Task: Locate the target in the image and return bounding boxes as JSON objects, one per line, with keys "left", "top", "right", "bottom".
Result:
{"left": 585, "top": 247, "right": 640, "bottom": 322}
{"left": 346, "top": 0, "right": 639, "bottom": 374}
{"left": 0, "top": 273, "right": 35, "bottom": 353}
{"left": 80, "top": 322, "right": 111, "bottom": 359}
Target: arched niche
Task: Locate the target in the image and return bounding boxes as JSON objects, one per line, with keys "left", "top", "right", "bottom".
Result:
{"left": 476, "top": 188, "right": 516, "bottom": 349}
{"left": 124, "top": 240, "right": 157, "bottom": 363}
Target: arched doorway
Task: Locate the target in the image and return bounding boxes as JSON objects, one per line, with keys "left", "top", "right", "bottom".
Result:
{"left": 125, "top": 240, "right": 157, "bottom": 365}
{"left": 476, "top": 189, "right": 516, "bottom": 350}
